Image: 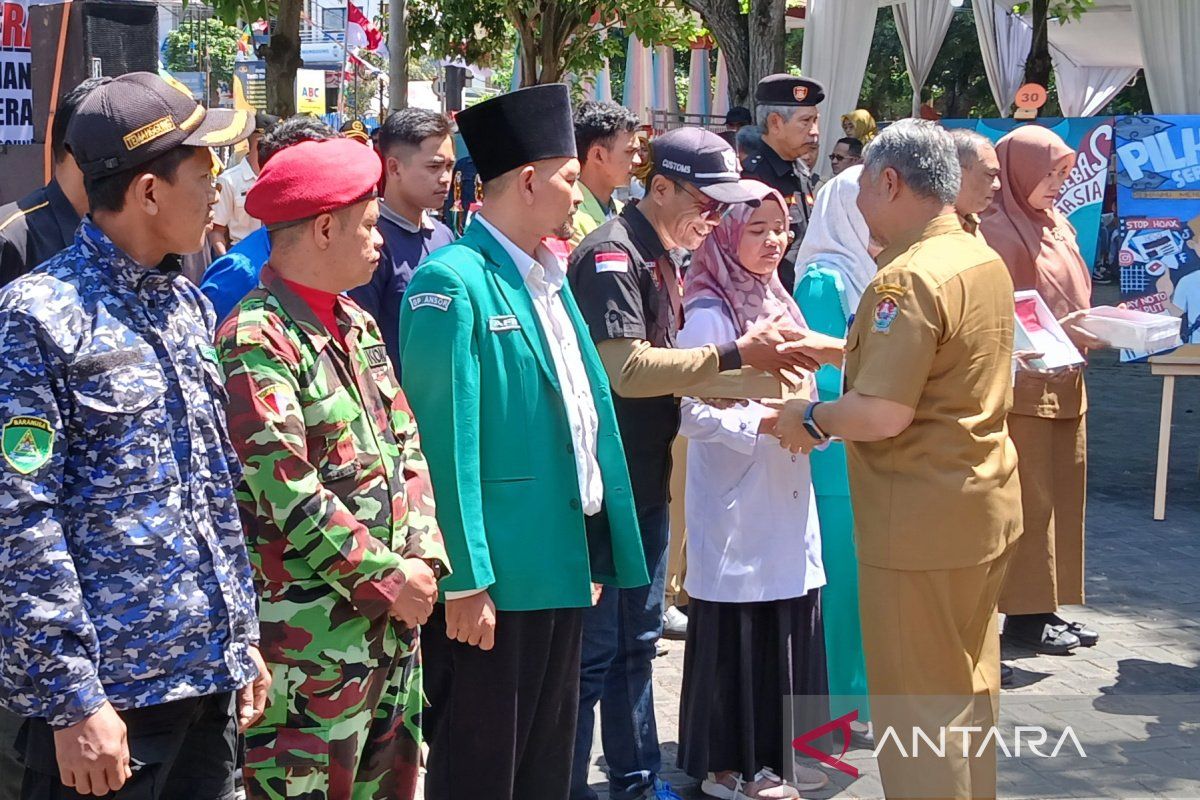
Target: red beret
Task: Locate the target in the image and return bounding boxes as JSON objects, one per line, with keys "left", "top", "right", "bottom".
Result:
{"left": 245, "top": 138, "right": 382, "bottom": 226}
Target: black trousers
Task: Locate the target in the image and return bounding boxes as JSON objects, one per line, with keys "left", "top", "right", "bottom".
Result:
{"left": 423, "top": 604, "right": 584, "bottom": 800}
{"left": 17, "top": 693, "right": 238, "bottom": 800}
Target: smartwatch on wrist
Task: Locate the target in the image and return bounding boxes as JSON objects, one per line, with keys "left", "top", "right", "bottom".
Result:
{"left": 802, "top": 401, "right": 830, "bottom": 443}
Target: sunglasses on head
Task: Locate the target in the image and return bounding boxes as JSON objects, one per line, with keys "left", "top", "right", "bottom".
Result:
{"left": 674, "top": 181, "right": 730, "bottom": 220}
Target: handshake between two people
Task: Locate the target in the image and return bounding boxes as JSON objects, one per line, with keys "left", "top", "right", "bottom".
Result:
{"left": 733, "top": 314, "right": 845, "bottom": 380}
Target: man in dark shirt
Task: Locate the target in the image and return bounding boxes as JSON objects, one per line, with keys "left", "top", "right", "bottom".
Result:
{"left": 349, "top": 108, "right": 456, "bottom": 373}
{"left": 741, "top": 74, "right": 825, "bottom": 291}
{"left": 567, "top": 127, "right": 821, "bottom": 800}
{"left": 0, "top": 78, "right": 103, "bottom": 287}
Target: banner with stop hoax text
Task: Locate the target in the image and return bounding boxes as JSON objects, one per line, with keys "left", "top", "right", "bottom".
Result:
{"left": 1, "top": 0, "right": 33, "bottom": 144}
{"left": 1114, "top": 115, "right": 1200, "bottom": 360}
{"left": 942, "top": 117, "right": 1114, "bottom": 273}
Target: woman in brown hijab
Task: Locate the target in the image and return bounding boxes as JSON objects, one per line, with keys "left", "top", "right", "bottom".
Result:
{"left": 981, "top": 125, "right": 1106, "bottom": 656}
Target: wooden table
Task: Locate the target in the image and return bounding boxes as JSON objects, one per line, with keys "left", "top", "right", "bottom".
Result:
{"left": 1151, "top": 344, "right": 1200, "bottom": 520}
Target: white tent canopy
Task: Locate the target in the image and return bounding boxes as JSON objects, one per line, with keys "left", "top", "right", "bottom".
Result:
{"left": 892, "top": 0, "right": 955, "bottom": 116}
{"left": 1133, "top": 0, "right": 1200, "bottom": 115}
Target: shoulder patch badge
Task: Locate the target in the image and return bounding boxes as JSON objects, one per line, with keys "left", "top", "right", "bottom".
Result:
{"left": 595, "top": 251, "right": 630, "bottom": 274}
{"left": 256, "top": 384, "right": 296, "bottom": 418}
{"left": 409, "top": 293, "right": 453, "bottom": 312}
{"left": 872, "top": 295, "right": 900, "bottom": 334}
{"left": 2, "top": 416, "right": 54, "bottom": 474}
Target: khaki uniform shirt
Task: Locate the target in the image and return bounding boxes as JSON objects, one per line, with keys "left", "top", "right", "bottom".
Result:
{"left": 844, "top": 214, "right": 1023, "bottom": 571}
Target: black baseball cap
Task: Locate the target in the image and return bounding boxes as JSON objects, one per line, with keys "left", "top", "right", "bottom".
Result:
{"left": 254, "top": 112, "right": 281, "bottom": 135}
{"left": 725, "top": 106, "right": 752, "bottom": 127}
{"left": 651, "top": 127, "right": 762, "bottom": 205}
{"left": 67, "top": 72, "right": 254, "bottom": 179}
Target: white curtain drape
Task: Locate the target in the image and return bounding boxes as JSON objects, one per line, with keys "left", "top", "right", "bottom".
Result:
{"left": 1133, "top": 0, "right": 1200, "bottom": 114}
{"left": 1051, "top": 57, "right": 1136, "bottom": 118}
{"left": 972, "top": 0, "right": 1030, "bottom": 117}
{"left": 801, "top": 0, "right": 878, "bottom": 170}
{"left": 653, "top": 45, "right": 680, "bottom": 115}
{"left": 892, "top": 0, "right": 955, "bottom": 116}
{"left": 623, "top": 34, "right": 654, "bottom": 122}
{"left": 712, "top": 49, "right": 731, "bottom": 119}
{"left": 686, "top": 48, "right": 712, "bottom": 117}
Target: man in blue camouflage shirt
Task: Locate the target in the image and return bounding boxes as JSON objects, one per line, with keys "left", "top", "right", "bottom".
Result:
{"left": 0, "top": 73, "right": 271, "bottom": 799}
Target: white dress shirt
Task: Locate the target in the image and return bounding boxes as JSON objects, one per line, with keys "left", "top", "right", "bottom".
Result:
{"left": 213, "top": 159, "right": 261, "bottom": 243}
{"left": 477, "top": 215, "right": 604, "bottom": 515}
{"left": 677, "top": 299, "right": 825, "bottom": 603}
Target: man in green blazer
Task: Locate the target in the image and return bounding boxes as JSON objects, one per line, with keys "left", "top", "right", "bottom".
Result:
{"left": 399, "top": 84, "right": 648, "bottom": 800}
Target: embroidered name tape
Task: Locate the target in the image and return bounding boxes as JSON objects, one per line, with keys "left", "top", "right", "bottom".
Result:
{"left": 489, "top": 315, "right": 521, "bottom": 332}
{"left": 595, "top": 251, "right": 630, "bottom": 274}
{"left": 409, "top": 293, "right": 453, "bottom": 312}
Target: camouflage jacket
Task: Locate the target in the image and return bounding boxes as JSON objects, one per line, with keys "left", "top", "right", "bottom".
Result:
{"left": 0, "top": 218, "right": 259, "bottom": 728}
{"left": 217, "top": 265, "right": 448, "bottom": 667}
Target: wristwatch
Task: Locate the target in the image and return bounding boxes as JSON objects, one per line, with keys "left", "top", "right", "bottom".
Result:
{"left": 802, "top": 401, "right": 830, "bottom": 443}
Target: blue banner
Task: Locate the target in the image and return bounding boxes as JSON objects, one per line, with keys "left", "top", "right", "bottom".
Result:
{"left": 1114, "top": 115, "right": 1200, "bottom": 354}
{"left": 942, "top": 117, "right": 1114, "bottom": 272}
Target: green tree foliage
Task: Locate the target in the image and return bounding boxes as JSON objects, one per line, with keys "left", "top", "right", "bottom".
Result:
{"left": 165, "top": 17, "right": 242, "bottom": 100}
{"left": 408, "top": 0, "right": 698, "bottom": 87}
{"left": 852, "top": 9, "right": 999, "bottom": 122}
{"left": 1016, "top": 0, "right": 1094, "bottom": 87}
{"left": 204, "top": 0, "right": 299, "bottom": 116}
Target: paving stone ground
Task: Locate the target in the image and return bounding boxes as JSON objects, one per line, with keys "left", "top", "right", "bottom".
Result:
{"left": 416, "top": 288, "right": 1200, "bottom": 800}
{"left": 581, "top": 283, "right": 1200, "bottom": 800}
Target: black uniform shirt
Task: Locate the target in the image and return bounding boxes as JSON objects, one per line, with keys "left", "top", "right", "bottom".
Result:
{"left": 0, "top": 180, "right": 81, "bottom": 288}
{"left": 742, "top": 141, "right": 816, "bottom": 291}
{"left": 568, "top": 203, "right": 685, "bottom": 508}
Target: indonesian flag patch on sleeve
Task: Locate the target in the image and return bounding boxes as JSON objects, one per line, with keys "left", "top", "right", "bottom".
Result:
{"left": 595, "top": 251, "right": 630, "bottom": 274}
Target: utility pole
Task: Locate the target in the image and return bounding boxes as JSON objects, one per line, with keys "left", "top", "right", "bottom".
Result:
{"left": 388, "top": 0, "right": 408, "bottom": 111}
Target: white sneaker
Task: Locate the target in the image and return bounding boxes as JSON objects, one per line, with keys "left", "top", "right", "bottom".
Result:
{"left": 663, "top": 605, "right": 689, "bottom": 640}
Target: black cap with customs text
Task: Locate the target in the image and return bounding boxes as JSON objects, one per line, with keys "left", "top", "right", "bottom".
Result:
{"left": 651, "top": 127, "right": 763, "bottom": 205}
{"left": 66, "top": 72, "right": 255, "bottom": 179}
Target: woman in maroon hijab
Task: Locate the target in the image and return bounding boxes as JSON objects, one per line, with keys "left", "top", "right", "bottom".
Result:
{"left": 981, "top": 125, "right": 1106, "bottom": 656}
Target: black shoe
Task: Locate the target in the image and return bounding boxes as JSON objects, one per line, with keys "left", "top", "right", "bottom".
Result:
{"left": 1051, "top": 614, "right": 1099, "bottom": 647}
{"left": 1001, "top": 663, "right": 1014, "bottom": 688}
{"left": 1004, "top": 614, "right": 1080, "bottom": 654}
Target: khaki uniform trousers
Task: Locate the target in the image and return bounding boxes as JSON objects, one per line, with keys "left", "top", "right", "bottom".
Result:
{"left": 859, "top": 548, "right": 1014, "bottom": 800}
{"left": 666, "top": 435, "right": 689, "bottom": 607}
{"left": 998, "top": 414, "right": 1086, "bottom": 615}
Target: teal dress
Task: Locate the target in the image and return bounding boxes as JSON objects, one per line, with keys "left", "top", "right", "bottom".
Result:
{"left": 794, "top": 264, "right": 870, "bottom": 723}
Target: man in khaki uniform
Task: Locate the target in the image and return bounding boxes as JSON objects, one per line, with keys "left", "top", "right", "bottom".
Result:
{"left": 776, "top": 120, "right": 1023, "bottom": 799}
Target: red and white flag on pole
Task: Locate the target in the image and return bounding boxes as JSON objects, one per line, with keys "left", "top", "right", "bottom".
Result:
{"left": 346, "top": 2, "right": 389, "bottom": 59}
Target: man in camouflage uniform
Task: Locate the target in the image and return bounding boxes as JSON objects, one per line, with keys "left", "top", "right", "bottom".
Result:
{"left": 217, "top": 136, "right": 449, "bottom": 800}
{"left": 0, "top": 73, "right": 268, "bottom": 799}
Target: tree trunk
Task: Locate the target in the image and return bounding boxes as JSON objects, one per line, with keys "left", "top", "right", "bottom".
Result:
{"left": 1024, "top": 0, "right": 1052, "bottom": 88}
{"left": 684, "top": 0, "right": 750, "bottom": 108}
{"left": 388, "top": 0, "right": 408, "bottom": 112}
{"left": 265, "top": 0, "right": 302, "bottom": 117}
{"left": 747, "top": 0, "right": 785, "bottom": 97}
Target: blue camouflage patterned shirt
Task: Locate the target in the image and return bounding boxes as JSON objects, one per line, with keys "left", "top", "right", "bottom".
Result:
{"left": 0, "top": 218, "right": 259, "bottom": 728}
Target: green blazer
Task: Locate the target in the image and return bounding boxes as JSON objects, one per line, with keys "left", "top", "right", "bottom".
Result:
{"left": 399, "top": 221, "right": 648, "bottom": 611}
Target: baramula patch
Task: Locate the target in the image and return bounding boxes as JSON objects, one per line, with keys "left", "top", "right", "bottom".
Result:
{"left": 2, "top": 416, "right": 54, "bottom": 474}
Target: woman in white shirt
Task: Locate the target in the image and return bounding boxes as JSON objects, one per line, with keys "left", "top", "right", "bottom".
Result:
{"left": 675, "top": 181, "right": 829, "bottom": 800}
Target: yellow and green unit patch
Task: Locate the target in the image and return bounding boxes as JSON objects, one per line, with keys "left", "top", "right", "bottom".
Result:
{"left": 2, "top": 416, "right": 54, "bottom": 474}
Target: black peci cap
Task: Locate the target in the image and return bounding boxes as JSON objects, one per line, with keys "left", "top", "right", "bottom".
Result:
{"left": 651, "top": 127, "right": 763, "bottom": 205}
{"left": 66, "top": 72, "right": 254, "bottom": 179}
{"left": 755, "top": 74, "right": 826, "bottom": 107}
{"left": 456, "top": 84, "right": 577, "bottom": 183}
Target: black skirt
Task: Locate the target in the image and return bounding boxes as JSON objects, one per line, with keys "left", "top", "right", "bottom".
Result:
{"left": 677, "top": 589, "right": 829, "bottom": 781}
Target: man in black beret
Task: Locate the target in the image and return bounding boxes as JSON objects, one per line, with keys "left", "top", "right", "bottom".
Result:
{"left": 742, "top": 73, "right": 826, "bottom": 291}
{"left": 398, "top": 84, "right": 651, "bottom": 800}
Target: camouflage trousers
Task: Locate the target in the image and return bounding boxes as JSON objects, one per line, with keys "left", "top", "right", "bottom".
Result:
{"left": 243, "top": 645, "right": 423, "bottom": 800}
